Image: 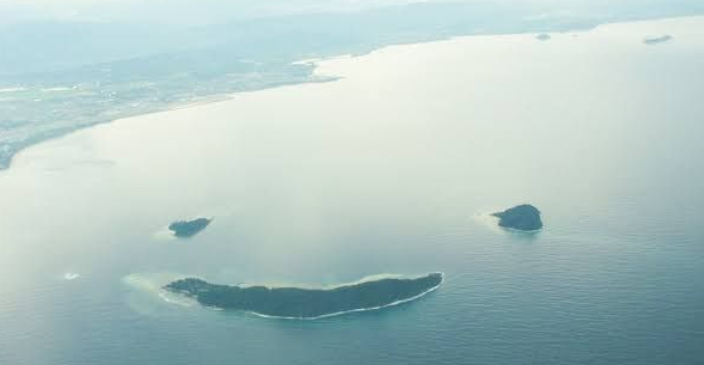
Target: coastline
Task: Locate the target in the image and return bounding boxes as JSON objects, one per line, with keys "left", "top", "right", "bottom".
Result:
{"left": 2, "top": 14, "right": 702, "bottom": 174}
{"left": 0, "top": 75, "right": 337, "bottom": 173}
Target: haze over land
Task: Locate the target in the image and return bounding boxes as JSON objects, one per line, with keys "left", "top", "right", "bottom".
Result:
{"left": 1, "top": 0, "right": 703, "bottom": 170}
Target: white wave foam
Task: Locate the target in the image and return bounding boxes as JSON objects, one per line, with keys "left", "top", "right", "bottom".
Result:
{"left": 123, "top": 272, "right": 200, "bottom": 309}
{"left": 158, "top": 292, "right": 195, "bottom": 308}
{"left": 41, "top": 87, "right": 71, "bottom": 92}
{"left": 473, "top": 209, "right": 503, "bottom": 233}
{"left": 64, "top": 272, "right": 80, "bottom": 281}
{"left": 0, "top": 87, "right": 26, "bottom": 93}
{"left": 473, "top": 209, "right": 543, "bottom": 234}
{"left": 152, "top": 226, "right": 177, "bottom": 241}
{"left": 502, "top": 226, "right": 543, "bottom": 234}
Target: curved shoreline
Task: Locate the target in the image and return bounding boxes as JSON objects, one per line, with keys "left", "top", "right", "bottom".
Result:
{"left": 165, "top": 272, "right": 444, "bottom": 320}
{"left": 3, "top": 15, "right": 700, "bottom": 173}
{"left": 245, "top": 273, "right": 444, "bottom": 320}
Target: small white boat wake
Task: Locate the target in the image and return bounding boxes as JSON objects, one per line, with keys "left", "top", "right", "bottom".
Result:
{"left": 64, "top": 272, "right": 81, "bottom": 281}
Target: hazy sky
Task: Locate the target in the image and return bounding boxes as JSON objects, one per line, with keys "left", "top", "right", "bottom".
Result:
{"left": 0, "top": 0, "right": 698, "bottom": 26}
{"left": 0, "top": 0, "right": 434, "bottom": 24}
{"left": 0, "top": 0, "right": 591, "bottom": 25}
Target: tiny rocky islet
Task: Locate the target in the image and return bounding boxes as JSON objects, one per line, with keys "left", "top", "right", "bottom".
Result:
{"left": 492, "top": 204, "right": 543, "bottom": 232}
{"left": 168, "top": 218, "right": 212, "bottom": 238}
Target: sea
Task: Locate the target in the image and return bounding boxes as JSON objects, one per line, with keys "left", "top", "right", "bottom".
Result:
{"left": 0, "top": 16, "right": 703, "bottom": 365}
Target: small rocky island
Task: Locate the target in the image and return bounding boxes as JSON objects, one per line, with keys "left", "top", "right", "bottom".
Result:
{"left": 168, "top": 218, "right": 212, "bottom": 238}
{"left": 164, "top": 273, "right": 444, "bottom": 319}
{"left": 643, "top": 35, "right": 673, "bottom": 45}
{"left": 535, "top": 33, "right": 551, "bottom": 41}
{"left": 493, "top": 204, "right": 543, "bottom": 231}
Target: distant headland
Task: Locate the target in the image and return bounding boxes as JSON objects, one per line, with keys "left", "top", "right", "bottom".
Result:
{"left": 493, "top": 204, "right": 543, "bottom": 232}
{"left": 164, "top": 273, "right": 444, "bottom": 319}
{"left": 168, "top": 218, "right": 212, "bottom": 238}
{"left": 643, "top": 35, "right": 673, "bottom": 45}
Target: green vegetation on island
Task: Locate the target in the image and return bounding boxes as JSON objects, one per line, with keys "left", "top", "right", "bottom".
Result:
{"left": 493, "top": 204, "right": 543, "bottom": 231}
{"left": 164, "top": 273, "right": 444, "bottom": 319}
{"left": 168, "top": 218, "right": 212, "bottom": 238}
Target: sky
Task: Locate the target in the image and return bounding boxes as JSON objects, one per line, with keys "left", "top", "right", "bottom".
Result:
{"left": 0, "top": 0, "right": 434, "bottom": 24}
{"left": 0, "top": 0, "right": 596, "bottom": 26}
{"left": 0, "top": 0, "right": 699, "bottom": 26}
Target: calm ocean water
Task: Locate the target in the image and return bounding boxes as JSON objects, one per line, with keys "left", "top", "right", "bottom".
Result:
{"left": 1, "top": 17, "right": 703, "bottom": 365}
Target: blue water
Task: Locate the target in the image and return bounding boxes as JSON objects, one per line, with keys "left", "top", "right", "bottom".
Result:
{"left": 1, "top": 17, "right": 703, "bottom": 365}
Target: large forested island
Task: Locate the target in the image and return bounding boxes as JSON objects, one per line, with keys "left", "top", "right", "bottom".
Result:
{"left": 493, "top": 204, "right": 543, "bottom": 231}
{"left": 164, "top": 273, "right": 444, "bottom": 319}
{"left": 168, "top": 218, "right": 212, "bottom": 238}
